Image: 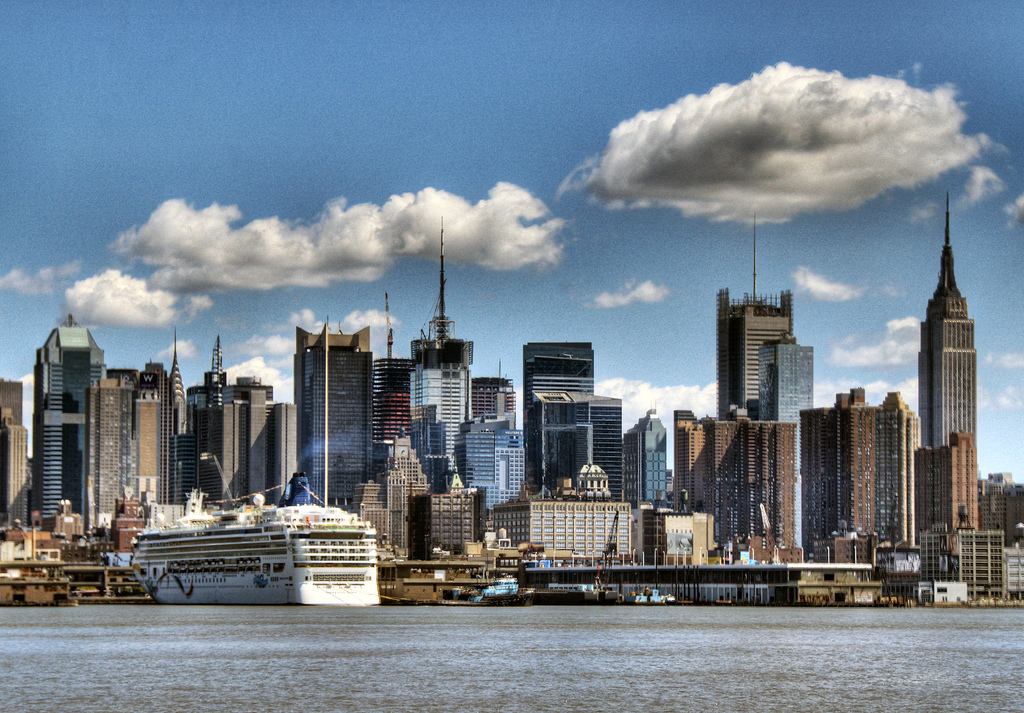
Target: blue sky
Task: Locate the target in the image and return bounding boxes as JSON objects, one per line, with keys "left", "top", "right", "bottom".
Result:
{"left": 2, "top": 2, "right": 1022, "bottom": 476}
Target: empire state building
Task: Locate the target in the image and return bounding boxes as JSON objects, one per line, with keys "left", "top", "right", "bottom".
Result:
{"left": 918, "top": 197, "right": 976, "bottom": 448}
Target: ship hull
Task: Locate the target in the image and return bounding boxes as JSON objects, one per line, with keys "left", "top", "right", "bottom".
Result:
{"left": 134, "top": 503, "right": 379, "bottom": 606}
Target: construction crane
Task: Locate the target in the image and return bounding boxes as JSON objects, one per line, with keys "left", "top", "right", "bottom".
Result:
{"left": 595, "top": 510, "right": 622, "bottom": 591}
{"left": 602, "top": 510, "right": 620, "bottom": 566}
{"left": 759, "top": 502, "right": 780, "bottom": 565}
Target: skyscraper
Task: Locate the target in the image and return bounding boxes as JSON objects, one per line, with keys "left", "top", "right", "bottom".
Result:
{"left": 409, "top": 227, "right": 472, "bottom": 492}
{"left": 525, "top": 391, "right": 622, "bottom": 498}
{"left": 384, "top": 437, "right": 429, "bottom": 555}
{"left": 32, "top": 315, "right": 106, "bottom": 516}
{"left": 0, "top": 379, "right": 24, "bottom": 426}
{"left": 801, "top": 389, "right": 876, "bottom": 553}
{"left": 454, "top": 417, "right": 525, "bottom": 509}
{"left": 717, "top": 289, "right": 793, "bottom": 420}
{"left": 84, "top": 377, "right": 135, "bottom": 527}
{"left": 875, "top": 392, "right": 920, "bottom": 546}
{"left": 673, "top": 410, "right": 701, "bottom": 513}
{"left": 294, "top": 326, "right": 373, "bottom": 505}
{"left": 471, "top": 376, "right": 517, "bottom": 425}
{"left": 0, "top": 390, "right": 28, "bottom": 526}
{"left": 0, "top": 379, "right": 27, "bottom": 525}
{"left": 759, "top": 335, "right": 813, "bottom": 545}
{"left": 373, "top": 358, "right": 415, "bottom": 444}
{"left": 919, "top": 197, "right": 976, "bottom": 448}
{"left": 622, "top": 409, "right": 668, "bottom": 507}
{"left": 915, "top": 431, "right": 978, "bottom": 535}
{"left": 522, "top": 342, "right": 594, "bottom": 422}
{"left": 675, "top": 412, "right": 797, "bottom": 549}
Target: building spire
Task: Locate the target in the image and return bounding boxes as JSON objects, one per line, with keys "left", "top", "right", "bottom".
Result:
{"left": 211, "top": 335, "right": 223, "bottom": 374}
{"left": 753, "top": 213, "right": 757, "bottom": 299}
{"left": 430, "top": 218, "right": 452, "bottom": 342}
{"left": 385, "top": 291, "right": 393, "bottom": 359}
{"left": 936, "top": 193, "right": 959, "bottom": 297}
{"left": 437, "top": 218, "right": 447, "bottom": 339}
{"left": 945, "top": 192, "right": 950, "bottom": 247}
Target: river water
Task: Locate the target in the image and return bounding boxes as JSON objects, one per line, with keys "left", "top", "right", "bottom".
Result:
{"left": 3, "top": 605, "right": 1021, "bottom": 712}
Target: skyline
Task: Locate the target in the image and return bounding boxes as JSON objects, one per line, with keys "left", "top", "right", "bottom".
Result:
{"left": 1, "top": 3, "right": 1022, "bottom": 477}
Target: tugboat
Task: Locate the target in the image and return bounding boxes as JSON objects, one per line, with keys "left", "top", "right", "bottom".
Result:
{"left": 445, "top": 575, "right": 534, "bottom": 606}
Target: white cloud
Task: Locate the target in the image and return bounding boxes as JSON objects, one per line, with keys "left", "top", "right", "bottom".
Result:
{"left": 63, "top": 269, "right": 213, "bottom": 328}
{"left": 829, "top": 316, "right": 920, "bottom": 369}
{"left": 275, "top": 309, "right": 325, "bottom": 333}
{"left": 792, "top": 266, "right": 865, "bottom": 302}
{"left": 979, "top": 386, "right": 1023, "bottom": 412}
{"left": 961, "top": 166, "right": 1003, "bottom": 206}
{"left": 596, "top": 378, "right": 717, "bottom": 429}
{"left": 232, "top": 334, "right": 295, "bottom": 358}
{"left": 185, "top": 296, "right": 213, "bottom": 320}
{"left": 593, "top": 280, "right": 670, "bottom": 308}
{"left": 574, "top": 63, "right": 988, "bottom": 223}
{"left": 225, "top": 357, "right": 293, "bottom": 404}
{"left": 246, "top": 308, "right": 399, "bottom": 363}
{"left": 1006, "top": 191, "right": 1024, "bottom": 224}
{"left": 156, "top": 339, "right": 199, "bottom": 361}
{"left": 909, "top": 201, "right": 940, "bottom": 224}
{"left": 0, "top": 262, "right": 79, "bottom": 295}
{"left": 986, "top": 352, "right": 1024, "bottom": 369}
{"left": 814, "top": 377, "right": 918, "bottom": 412}
{"left": 113, "top": 183, "right": 565, "bottom": 292}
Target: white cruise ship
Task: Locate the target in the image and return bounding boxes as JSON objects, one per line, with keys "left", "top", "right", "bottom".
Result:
{"left": 133, "top": 479, "right": 378, "bottom": 606}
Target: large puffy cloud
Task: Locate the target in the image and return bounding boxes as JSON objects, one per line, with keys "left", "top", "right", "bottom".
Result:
{"left": 0, "top": 263, "right": 79, "bottom": 295}
{"left": 596, "top": 378, "right": 717, "bottom": 429}
{"left": 576, "top": 63, "right": 988, "bottom": 222}
{"left": 64, "top": 269, "right": 213, "bottom": 327}
{"left": 593, "top": 280, "right": 670, "bottom": 308}
{"left": 792, "top": 266, "right": 865, "bottom": 302}
{"left": 114, "top": 183, "right": 565, "bottom": 292}
{"left": 829, "top": 316, "right": 920, "bottom": 369}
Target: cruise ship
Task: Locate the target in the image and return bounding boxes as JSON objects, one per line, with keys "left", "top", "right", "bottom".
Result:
{"left": 133, "top": 475, "right": 379, "bottom": 606}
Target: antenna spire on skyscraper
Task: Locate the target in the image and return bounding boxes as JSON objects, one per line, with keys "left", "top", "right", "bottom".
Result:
{"left": 945, "top": 192, "right": 950, "bottom": 247}
{"left": 430, "top": 218, "right": 452, "bottom": 342}
{"left": 385, "top": 291, "right": 393, "bottom": 359}
{"left": 753, "top": 212, "right": 757, "bottom": 299}
{"left": 212, "top": 335, "right": 223, "bottom": 374}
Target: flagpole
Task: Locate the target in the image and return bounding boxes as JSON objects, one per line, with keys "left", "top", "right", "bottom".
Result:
{"left": 323, "top": 319, "right": 329, "bottom": 506}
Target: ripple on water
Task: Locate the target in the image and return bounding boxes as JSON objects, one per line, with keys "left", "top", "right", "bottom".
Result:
{"left": 3, "top": 606, "right": 1022, "bottom": 713}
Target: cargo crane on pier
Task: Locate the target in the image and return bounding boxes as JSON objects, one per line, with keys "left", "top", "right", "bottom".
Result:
{"left": 759, "top": 502, "right": 780, "bottom": 565}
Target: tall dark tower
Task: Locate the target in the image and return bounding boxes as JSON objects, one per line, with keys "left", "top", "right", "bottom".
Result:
{"left": 717, "top": 221, "right": 794, "bottom": 421}
{"left": 33, "top": 314, "right": 106, "bottom": 515}
{"left": 918, "top": 195, "right": 976, "bottom": 448}
{"left": 409, "top": 223, "right": 473, "bottom": 492}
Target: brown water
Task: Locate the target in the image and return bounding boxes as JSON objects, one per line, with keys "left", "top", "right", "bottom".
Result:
{"left": 3, "top": 605, "right": 1020, "bottom": 712}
